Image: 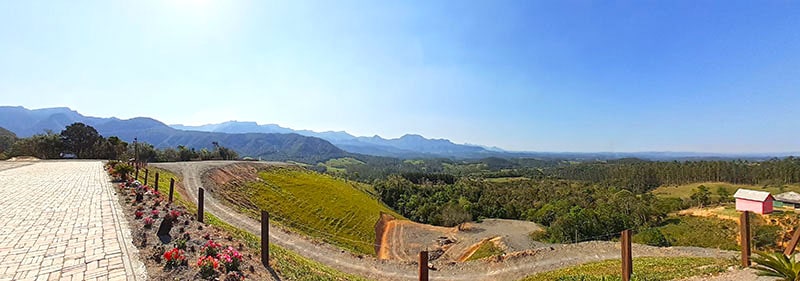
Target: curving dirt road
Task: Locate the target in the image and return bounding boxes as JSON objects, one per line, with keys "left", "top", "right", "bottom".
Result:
{"left": 152, "top": 161, "right": 739, "bottom": 281}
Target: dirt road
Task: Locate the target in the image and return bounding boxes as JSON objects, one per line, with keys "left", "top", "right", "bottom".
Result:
{"left": 152, "top": 161, "right": 740, "bottom": 281}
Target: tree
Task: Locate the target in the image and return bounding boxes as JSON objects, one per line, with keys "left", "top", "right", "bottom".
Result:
{"left": 0, "top": 127, "right": 17, "bottom": 159}
{"left": 716, "top": 186, "right": 732, "bottom": 203}
{"left": 60, "top": 123, "right": 102, "bottom": 158}
{"left": 9, "top": 131, "right": 62, "bottom": 159}
{"left": 177, "top": 145, "right": 193, "bottom": 161}
{"left": 690, "top": 185, "right": 711, "bottom": 207}
{"left": 438, "top": 202, "right": 472, "bottom": 227}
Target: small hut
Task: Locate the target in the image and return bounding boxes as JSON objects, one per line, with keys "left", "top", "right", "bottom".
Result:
{"left": 774, "top": 191, "right": 800, "bottom": 209}
{"left": 733, "top": 189, "right": 774, "bottom": 214}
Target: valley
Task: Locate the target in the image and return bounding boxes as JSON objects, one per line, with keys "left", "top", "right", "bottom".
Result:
{"left": 150, "top": 161, "right": 750, "bottom": 280}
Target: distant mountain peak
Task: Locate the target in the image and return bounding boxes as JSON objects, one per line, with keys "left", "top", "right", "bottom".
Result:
{"left": 399, "top": 134, "right": 425, "bottom": 139}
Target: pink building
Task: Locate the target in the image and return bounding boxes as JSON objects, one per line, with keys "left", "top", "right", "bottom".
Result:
{"left": 734, "top": 189, "right": 774, "bottom": 214}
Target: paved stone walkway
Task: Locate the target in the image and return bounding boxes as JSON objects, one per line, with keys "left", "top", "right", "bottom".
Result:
{"left": 0, "top": 161, "right": 146, "bottom": 281}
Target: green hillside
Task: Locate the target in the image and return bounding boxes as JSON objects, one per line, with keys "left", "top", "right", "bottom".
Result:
{"left": 227, "top": 167, "right": 404, "bottom": 255}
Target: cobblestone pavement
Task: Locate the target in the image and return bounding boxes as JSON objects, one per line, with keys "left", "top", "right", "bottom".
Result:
{"left": 0, "top": 161, "right": 146, "bottom": 281}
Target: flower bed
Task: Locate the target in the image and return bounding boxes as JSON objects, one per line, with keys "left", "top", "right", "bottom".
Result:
{"left": 108, "top": 163, "right": 271, "bottom": 280}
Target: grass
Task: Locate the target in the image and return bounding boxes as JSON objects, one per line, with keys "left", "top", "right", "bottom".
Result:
{"left": 325, "top": 157, "right": 365, "bottom": 167}
{"left": 520, "top": 257, "right": 735, "bottom": 281}
{"left": 225, "top": 167, "right": 404, "bottom": 255}
{"left": 651, "top": 182, "right": 800, "bottom": 199}
{"left": 708, "top": 205, "right": 740, "bottom": 219}
{"left": 649, "top": 215, "right": 740, "bottom": 250}
{"left": 466, "top": 241, "right": 504, "bottom": 261}
{"left": 143, "top": 166, "right": 371, "bottom": 281}
{"left": 321, "top": 157, "right": 366, "bottom": 175}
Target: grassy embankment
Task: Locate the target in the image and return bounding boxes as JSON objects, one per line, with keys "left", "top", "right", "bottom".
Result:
{"left": 465, "top": 241, "right": 504, "bottom": 261}
{"left": 520, "top": 257, "right": 734, "bottom": 281}
{"left": 137, "top": 167, "right": 370, "bottom": 281}
{"left": 655, "top": 216, "right": 740, "bottom": 250}
{"left": 222, "top": 167, "right": 404, "bottom": 255}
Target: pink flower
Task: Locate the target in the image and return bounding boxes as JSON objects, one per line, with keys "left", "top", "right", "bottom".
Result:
{"left": 143, "top": 217, "right": 155, "bottom": 227}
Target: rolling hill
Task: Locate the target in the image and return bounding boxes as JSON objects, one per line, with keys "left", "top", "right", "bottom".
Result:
{"left": 205, "top": 164, "right": 405, "bottom": 255}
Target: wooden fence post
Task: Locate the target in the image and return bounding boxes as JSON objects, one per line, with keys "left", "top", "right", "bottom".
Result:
{"left": 261, "top": 211, "right": 269, "bottom": 267}
{"left": 621, "top": 229, "right": 632, "bottom": 281}
{"left": 419, "top": 251, "right": 428, "bottom": 281}
{"left": 168, "top": 178, "right": 175, "bottom": 203}
{"left": 741, "top": 211, "right": 751, "bottom": 267}
{"left": 144, "top": 169, "right": 149, "bottom": 185}
{"left": 785, "top": 226, "right": 800, "bottom": 256}
{"left": 154, "top": 172, "right": 159, "bottom": 191}
{"left": 198, "top": 187, "right": 204, "bottom": 223}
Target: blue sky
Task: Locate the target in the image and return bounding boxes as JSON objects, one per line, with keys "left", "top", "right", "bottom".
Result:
{"left": 1, "top": 1, "right": 799, "bottom": 153}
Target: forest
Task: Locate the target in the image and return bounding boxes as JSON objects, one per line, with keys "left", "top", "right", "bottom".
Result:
{"left": 0, "top": 122, "right": 238, "bottom": 162}
{"left": 364, "top": 157, "right": 800, "bottom": 244}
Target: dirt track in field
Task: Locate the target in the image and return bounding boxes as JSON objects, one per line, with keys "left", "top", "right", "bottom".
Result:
{"left": 152, "top": 161, "right": 741, "bottom": 281}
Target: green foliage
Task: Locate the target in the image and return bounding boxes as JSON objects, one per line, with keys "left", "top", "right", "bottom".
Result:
{"left": 222, "top": 167, "right": 404, "bottom": 255}
{"left": 9, "top": 131, "right": 62, "bottom": 159}
{"left": 632, "top": 228, "right": 670, "bottom": 247}
{"left": 551, "top": 158, "right": 800, "bottom": 189}
{"left": 655, "top": 216, "right": 739, "bottom": 250}
{"left": 754, "top": 224, "right": 783, "bottom": 250}
{"left": 466, "top": 241, "right": 504, "bottom": 261}
{"left": 716, "top": 186, "right": 732, "bottom": 202}
{"left": 438, "top": 202, "right": 472, "bottom": 227}
{"left": 60, "top": 122, "right": 102, "bottom": 158}
{"left": 690, "top": 185, "right": 711, "bottom": 207}
{"left": 376, "top": 177, "right": 669, "bottom": 243}
{"left": 752, "top": 251, "right": 800, "bottom": 281}
{"left": 0, "top": 127, "right": 17, "bottom": 156}
{"left": 521, "top": 257, "right": 733, "bottom": 281}
{"left": 113, "top": 163, "right": 135, "bottom": 181}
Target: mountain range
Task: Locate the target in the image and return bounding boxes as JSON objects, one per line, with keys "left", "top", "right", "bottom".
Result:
{"left": 172, "top": 121, "right": 499, "bottom": 158}
{"left": 1, "top": 106, "right": 794, "bottom": 162}
{"left": 0, "top": 106, "right": 348, "bottom": 163}
{"left": 0, "top": 106, "right": 505, "bottom": 161}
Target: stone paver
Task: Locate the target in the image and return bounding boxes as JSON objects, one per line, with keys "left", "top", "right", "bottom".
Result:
{"left": 0, "top": 161, "right": 146, "bottom": 281}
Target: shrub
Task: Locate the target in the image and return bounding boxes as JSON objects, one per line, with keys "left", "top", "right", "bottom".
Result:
{"left": 163, "top": 248, "right": 186, "bottom": 269}
{"left": 113, "top": 163, "right": 134, "bottom": 182}
{"left": 174, "top": 238, "right": 187, "bottom": 251}
{"left": 217, "top": 246, "right": 243, "bottom": 272}
{"left": 197, "top": 256, "right": 220, "bottom": 278}
{"left": 633, "top": 228, "right": 670, "bottom": 247}
{"left": 134, "top": 211, "right": 144, "bottom": 219}
{"left": 143, "top": 217, "right": 155, "bottom": 228}
{"left": 151, "top": 209, "right": 160, "bottom": 218}
{"left": 202, "top": 240, "right": 222, "bottom": 257}
{"left": 169, "top": 209, "right": 182, "bottom": 219}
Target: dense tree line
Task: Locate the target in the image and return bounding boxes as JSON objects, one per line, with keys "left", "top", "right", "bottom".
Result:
{"left": 375, "top": 176, "right": 676, "bottom": 242}
{"left": 1, "top": 123, "right": 239, "bottom": 161}
{"left": 6, "top": 123, "right": 128, "bottom": 159}
{"left": 132, "top": 142, "right": 239, "bottom": 162}
{"left": 545, "top": 158, "right": 800, "bottom": 192}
